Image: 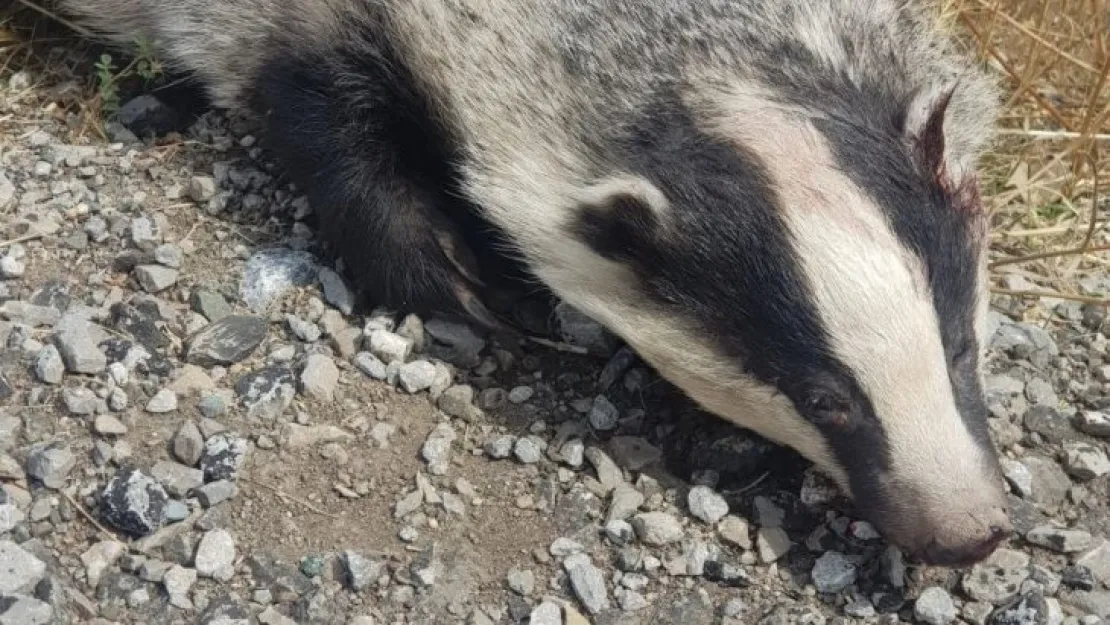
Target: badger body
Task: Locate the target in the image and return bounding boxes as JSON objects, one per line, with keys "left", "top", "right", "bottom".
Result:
{"left": 60, "top": 0, "right": 1012, "bottom": 566}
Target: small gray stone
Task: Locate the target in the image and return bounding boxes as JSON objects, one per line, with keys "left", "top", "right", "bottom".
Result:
{"left": 513, "top": 436, "right": 547, "bottom": 464}
{"left": 343, "top": 551, "right": 385, "bottom": 592}
{"left": 300, "top": 353, "right": 339, "bottom": 401}
{"left": 354, "top": 352, "right": 387, "bottom": 380}
{"left": 687, "top": 485, "right": 729, "bottom": 524}
{"left": 1023, "top": 456, "right": 1071, "bottom": 508}
{"left": 1025, "top": 378, "right": 1058, "bottom": 407}
{"left": 134, "top": 264, "right": 179, "bottom": 292}
{"left": 812, "top": 551, "right": 857, "bottom": 594}
{"left": 198, "top": 393, "right": 227, "bottom": 419}
{"left": 318, "top": 268, "right": 355, "bottom": 315}
{"left": 173, "top": 421, "right": 205, "bottom": 466}
{"left": 438, "top": 385, "right": 479, "bottom": 420}
{"left": 986, "top": 590, "right": 1049, "bottom": 625}
{"left": 719, "top": 516, "right": 752, "bottom": 550}
{"left": 607, "top": 483, "right": 645, "bottom": 523}
{"left": 62, "top": 386, "right": 100, "bottom": 415}
{"left": 530, "top": 602, "right": 562, "bottom": 625}
{"left": 186, "top": 315, "right": 268, "bottom": 366}
{"left": 1002, "top": 459, "right": 1034, "bottom": 498}
{"left": 485, "top": 435, "right": 515, "bottom": 459}
{"left": 564, "top": 553, "right": 610, "bottom": 615}
{"left": 81, "top": 540, "right": 125, "bottom": 589}
{"left": 507, "top": 567, "right": 534, "bottom": 596}
{"left": 421, "top": 423, "right": 456, "bottom": 475}
{"left": 236, "top": 366, "right": 295, "bottom": 420}
{"left": 286, "top": 314, "right": 321, "bottom": 342}
{"left": 151, "top": 460, "right": 205, "bottom": 498}
{"left": 0, "top": 256, "right": 23, "bottom": 279}
{"left": 197, "top": 480, "right": 238, "bottom": 507}
{"left": 163, "top": 565, "right": 196, "bottom": 609}
{"left": 93, "top": 414, "right": 128, "bottom": 436}
{"left": 54, "top": 322, "right": 107, "bottom": 374}
{"left": 508, "top": 386, "right": 534, "bottom": 404}
{"left": 1026, "top": 526, "right": 1093, "bottom": 553}
{"left": 0, "top": 595, "right": 52, "bottom": 625}
{"left": 589, "top": 395, "right": 620, "bottom": 431}
{"left": 201, "top": 434, "right": 248, "bottom": 482}
{"left": 146, "top": 389, "right": 178, "bottom": 413}
{"left": 915, "top": 586, "right": 958, "bottom": 625}
{"left": 962, "top": 560, "right": 1030, "bottom": 605}
{"left": 188, "top": 175, "right": 217, "bottom": 202}
{"left": 0, "top": 504, "right": 24, "bottom": 534}
{"left": 367, "top": 330, "right": 413, "bottom": 364}
{"left": 0, "top": 541, "right": 45, "bottom": 594}
{"left": 240, "top": 248, "right": 318, "bottom": 313}
{"left": 585, "top": 447, "right": 624, "bottom": 492}
{"left": 33, "top": 345, "right": 64, "bottom": 384}
{"left": 757, "top": 527, "right": 791, "bottom": 564}
{"left": 195, "top": 529, "right": 236, "bottom": 579}
{"left": 26, "top": 444, "right": 75, "bottom": 489}
{"left": 1076, "top": 411, "right": 1110, "bottom": 438}
{"left": 1065, "top": 443, "right": 1110, "bottom": 480}
{"left": 99, "top": 468, "right": 168, "bottom": 537}
{"left": 191, "top": 290, "right": 233, "bottom": 322}
{"left": 424, "top": 318, "right": 486, "bottom": 367}
{"left": 632, "top": 512, "right": 684, "bottom": 546}
{"left": 153, "top": 243, "right": 184, "bottom": 268}
{"left": 399, "top": 360, "right": 437, "bottom": 393}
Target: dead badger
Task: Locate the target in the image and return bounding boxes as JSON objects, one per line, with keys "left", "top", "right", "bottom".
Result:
{"left": 60, "top": 0, "right": 1011, "bottom": 566}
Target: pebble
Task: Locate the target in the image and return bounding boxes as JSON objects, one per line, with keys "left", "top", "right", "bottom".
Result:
{"left": 54, "top": 321, "right": 107, "bottom": 374}
{"left": 399, "top": 360, "right": 437, "bottom": 393}
{"left": 987, "top": 590, "right": 1049, "bottom": 625}
{"left": 191, "top": 290, "right": 233, "bottom": 322}
{"left": 421, "top": 423, "right": 456, "bottom": 475}
{"left": 530, "top": 602, "right": 562, "bottom": 625}
{"left": 200, "top": 433, "right": 248, "bottom": 481}
{"left": 513, "top": 436, "right": 547, "bottom": 464}
{"left": 1064, "top": 443, "right": 1110, "bottom": 480}
{"left": 286, "top": 314, "right": 322, "bottom": 342}
{"left": 1075, "top": 411, "right": 1110, "bottom": 437}
{"left": 439, "top": 385, "right": 480, "bottom": 420}
{"left": 26, "top": 444, "right": 75, "bottom": 489}
{"left": 632, "top": 512, "right": 684, "bottom": 546}
{"left": 300, "top": 353, "right": 339, "bottom": 401}
{"left": 0, "top": 595, "right": 52, "bottom": 625}
{"left": 564, "top": 553, "right": 610, "bottom": 615}
{"left": 507, "top": 567, "right": 535, "bottom": 596}
{"left": 367, "top": 330, "right": 413, "bottom": 364}
{"left": 151, "top": 460, "right": 205, "bottom": 497}
{"left": 62, "top": 387, "right": 100, "bottom": 415}
{"left": 585, "top": 447, "right": 624, "bottom": 492}
{"left": 719, "top": 516, "right": 753, "bottom": 550}
{"left": 240, "top": 248, "right": 319, "bottom": 313}
{"left": 508, "top": 386, "right": 534, "bottom": 404}
{"left": 757, "top": 527, "right": 792, "bottom": 564}
{"left": 163, "top": 565, "right": 196, "bottom": 609}
{"left": 146, "top": 389, "right": 178, "bottom": 413}
{"left": 0, "top": 541, "right": 46, "bottom": 594}
{"left": 33, "top": 345, "right": 64, "bottom": 384}
{"left": 354, "top": 352, "right": 387, "bottom": 380}
{"left": 188, "top": 175, "right": 217, "bottom": 201}
{"left": 811, "top": 551, "right": 857, "bottom": 594}
{"left": 236, "top": 366, "right": 296, "bottom": 420}
{"left": 915, "top": 586, "right": 958, "bottom": 625}
{"left": 588, "top": 395, "right": 620, "bottom": 431}
{"left": 687, "top": 485, "right": 729, "bottom": 524}
{"left": 318, "top": 267, "right": 355, "bottom": 315}
{"left": 485, "top": 435, "right": 515, "bottom": 459}
{"left": 1026, "top": 526, "right": 1094, "bottom": 553}
{"left": 81, "top": 540, "right": 125, "bottom": 589}
{"left": 134, "top": 264, "right": 179, "bottom": 292}
{"left": 424, "top": 318, "right": 486, "bottom": 367}
{"left": 173, "top": 421, "right": 205, "bottom": 466}
{"left": 343, "top": 551, "right": 385, "bottom": 591}
{"left": 607, "top": 483, "right": 645, "bottom": 523}
{"left": 197, "top": 480, "right": 238, "bottom": 508}
{"left": 0, "top": 256, "right": 23, "bottom": 278}
{"left": 186, "top": 315, "right": 269, "bottom": 366}
{"left": 93, "top": 414, "right": 128, "bottom": 436}
{"left": 195, "top": 529, "right": 236, "bottom": 579}
{"left": 962, "top": 560, "right": 1031, "bottom": 605}
{"left": 99, "top": 468, "right": 169, "bottom": 537}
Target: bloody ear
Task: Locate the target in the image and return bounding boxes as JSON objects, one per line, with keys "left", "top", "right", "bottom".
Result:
{"left": 907, "top": 84, "right": 984, "bottom": 215}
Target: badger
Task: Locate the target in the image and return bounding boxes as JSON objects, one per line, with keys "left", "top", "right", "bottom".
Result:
{"left": 57, "top": 0, "right": 1012, "bottom": 567}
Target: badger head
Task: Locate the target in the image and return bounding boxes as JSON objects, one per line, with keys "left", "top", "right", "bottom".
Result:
{"left": 549, "top": 77, "right": 1008, "bottom": 567}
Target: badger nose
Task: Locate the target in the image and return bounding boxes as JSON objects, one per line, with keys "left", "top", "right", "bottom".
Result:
{"left": 920, "top": 508, "right": 1013, "bottom": 568}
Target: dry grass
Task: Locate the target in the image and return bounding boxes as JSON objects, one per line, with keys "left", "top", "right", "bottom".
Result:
{"left": 943, "top": 0, "right": 1110, "bottom": 307}
{"left": 2, "top": 0, "right": 1110, "bottom": 308}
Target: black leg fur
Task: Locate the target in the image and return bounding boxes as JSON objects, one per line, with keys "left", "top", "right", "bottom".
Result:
{"left": 254, "top": 29, "right": 505, "bottom": 328}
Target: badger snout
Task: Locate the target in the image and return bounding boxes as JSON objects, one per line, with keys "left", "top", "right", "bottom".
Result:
{"left": 916, "top": 505, "right": 1013, "bottom": 567}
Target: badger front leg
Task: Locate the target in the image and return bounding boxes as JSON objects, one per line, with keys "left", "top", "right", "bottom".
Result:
{"left": 254, "top": 47, "right": 501, "bottom": 328}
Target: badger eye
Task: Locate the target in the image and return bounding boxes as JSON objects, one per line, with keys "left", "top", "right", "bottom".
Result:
{"left": 803, "top": 392, "right": 851, "bottom": 428}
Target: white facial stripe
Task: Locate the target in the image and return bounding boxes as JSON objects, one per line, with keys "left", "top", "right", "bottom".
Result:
{"left": 698, "top": 83, "right": 998, "bottom": 509}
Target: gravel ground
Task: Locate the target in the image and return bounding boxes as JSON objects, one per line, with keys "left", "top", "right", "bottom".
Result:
{"left": 2, "top": 55, "right": 1110, "bottom": 625}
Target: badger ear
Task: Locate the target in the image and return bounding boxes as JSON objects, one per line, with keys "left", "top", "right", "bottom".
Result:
{"left": 904, "top": 83, "right": 984, "bottom": 215}
{"left": 572, "top": 175, "right": 669, "bottom": 261}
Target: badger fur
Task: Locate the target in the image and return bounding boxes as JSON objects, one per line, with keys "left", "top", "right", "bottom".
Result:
{"left": 58, "top": 0, "right": 1012, "bottom": 567}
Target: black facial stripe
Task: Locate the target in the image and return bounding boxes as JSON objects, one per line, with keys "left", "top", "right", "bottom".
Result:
{"left": 752, "top": 43, "right": 995, "bottom": 457}
{"left": 580, "top": 94, "right": 894, "bottom": 504}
